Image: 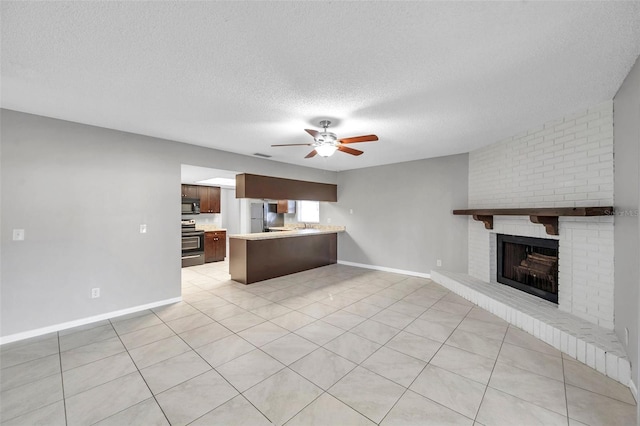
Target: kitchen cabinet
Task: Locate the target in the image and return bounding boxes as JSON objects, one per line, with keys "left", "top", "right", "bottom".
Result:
{"left": 276, "top": 200, "right": 296, "bottom": 214}
{"left": 236, "top": 173, "right": 337, "bottom": 202}
{"left": 205, "top": 230, "right": 226, "bottom": 262}
{"left": 181, "top": 184, "right": 199, "bottom": 199}
{"left": 200, "top": 186, "right": 221, "bottom": 213}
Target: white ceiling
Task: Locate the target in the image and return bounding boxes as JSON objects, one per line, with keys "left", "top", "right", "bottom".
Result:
{"left": 2, "top": 2, "right": 639, "bottom": 172}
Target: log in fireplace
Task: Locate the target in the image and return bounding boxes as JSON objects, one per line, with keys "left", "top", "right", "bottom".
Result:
{"left": 497, "top": 234, "right": 559, "bottom": 303}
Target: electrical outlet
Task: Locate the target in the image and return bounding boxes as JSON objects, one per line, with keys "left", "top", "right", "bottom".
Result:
{"left": 327, "top": 218, "right": 332, "bottom": 223}
{"left": 140, "top": 224, "right": 147, "bottom": 234}
{"left": 91, "top": 288, "right": 100, "bottom": 298}
{"left": 349, "top": 209, "right": 353, "bottom": 215}
{"left": 436, "top": 259, "right": 442, "bottom": 267}
{"left": 12, "top": 229, "right": 25, "bottom": 241}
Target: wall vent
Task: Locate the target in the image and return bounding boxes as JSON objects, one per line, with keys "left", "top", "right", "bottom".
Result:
{"left": 253, "top": 153, "right": 272, "bottom": 158}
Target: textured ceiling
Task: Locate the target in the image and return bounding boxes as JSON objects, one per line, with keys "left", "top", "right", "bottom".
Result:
{"left": 2, "top": 2, "right": 639, "bottom": 171}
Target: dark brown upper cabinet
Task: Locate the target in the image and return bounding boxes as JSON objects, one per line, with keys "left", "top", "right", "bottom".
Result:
{"left": 235, "top": 174, "right": 337, "bottom": 202}
{"left": 181, "top": 184, "right": 221, "bottom": 213}
{"left": 181, "top": 184, "right": 199, "bottom": 199}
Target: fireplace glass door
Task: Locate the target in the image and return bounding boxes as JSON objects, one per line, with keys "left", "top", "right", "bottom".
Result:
{"left": 497, "top": 234, "right": 559, "bottom": 303}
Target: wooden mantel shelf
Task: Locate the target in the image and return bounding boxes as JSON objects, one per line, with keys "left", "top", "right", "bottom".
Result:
{"left": 453, "top": 207, "right": 614, "bottom": 236}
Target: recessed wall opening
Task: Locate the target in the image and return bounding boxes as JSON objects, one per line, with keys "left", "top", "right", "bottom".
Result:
{"left": 497, "top": 234, "right": 559, "bottom": 303}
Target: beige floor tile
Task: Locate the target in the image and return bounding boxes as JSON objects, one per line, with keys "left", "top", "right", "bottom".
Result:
{"left": 404, "top": 318, "right": 455, "bottom": 343}
{"left": 0, "top": 353, "right": 60, "bottom": 391}
{"left": 497, "top": 342, "right": 563, "bottom": 381}
{"left": 250, "top": 303, "right": 293, "bottom": 320}
{"left": 370, "top": 309, "right": 415, "bottom": 329}
{"left": 195, "top": 334, "right": 255, "bottom": 367}
{"left": 409, "top": 365, "right": 485, "bottom": 419}
{"left": 386, "top": 300, "right": 428, "bottom": 318}
{"left": 477, "top": 387, "right": 567, "bottom": 426}
{"left": 329, "top": 366, "right": 405, "bottom": 423}
{"left": 381, "top": 390, "right": 474, "bottom": 426}
{"left": 235, "top": 296, "right": 273, "bottom": 310}
{"left": 111, "top": 313, "right": 163, "bottom": 335}
{"left": 156, "top": 370, "right": 238, "bottom": 426}
{"left": 324, "top": 332, "right": 381, "bottom": 364}
{"left": 361, "top": 346, "right": 426, "bottom": 387}
{"left": 402, "top": 294, "right": 439, "bottom": 309}
{"left": 278, "top": 296, "right": 316, "bottom": 310}
{"left": 199, "top": 303, "right": 247, "bottom": 321}
{"left": 119, "top": 323, "right": 176, "bottom": 350}
{"left": 0, "top": 374, "right": 63, "bottom": 422}
{"left": 140, "top": 351, "right": 211, "bottom": 394}
{"left": 190, "top": 295, "right": 229, "bottom": 311}
{"left": 566, "top": 384, "right": 637, "bottom": 426}
{"left": 322, "top": 310, "right": 367, "bottom": 330}
{"left": 190, "top": 395, "right": 271, "bottom": 426}
{"left": 440, "top": 292, "right": 475, "bottom": 307}
{"left": 351, "top": 320, "right": 401, "bottom": 345}
{"left": 503, "top": 326, "right": 561, "bottom": 357}
{"left": 216, "top": 349, "right": 284, "bottom": 391}
{"left": 63, "top": 352, "right": 137, "bottom": 397}
{"left": 244, "top": 368, "right": 323, "bottom": 425}
{"left": 430, "top": 345, "right": 495, "bottom": 385}
{"left": 343, "top": 301, "right": 385, "bottom": 318}
{"left": 218, "top": 311, "right": 266, "bottom": 332}
{"left": 430, "top": 299, "right": 473, "bottom": 316}
{"left": 128, "top": 335, "right": 191, "bottom": 369}
{"left": 297, "top": 301, "right": 339, "bottom": 319}
{"left": 238, "top": 321, "right": 290, "bottom": 347}
{"left": 1, "top": 400, "right": 66, "bottom": 426}
{"left": 261, "top": 333, "right": 319, "bottom": 365}
{"left": 362, "top": 294, "right": 398, "bottom": 308}
{"left": 165, "top": 312, "right": 215, "bottom": 334}
{"left": 94, "top": 398, "right": 169, "bottom": 426}
{"left": 445, "top": 329, "right": 502, "bottom": 360}
{"left": 294, "top": 320, "right": 345, "bottom": 345}
{"left": 152, "top": 302, "right": 199, "bottom": 322}
{"left": 418, "top": 308, "right": 466, "bottom": 328}
{"left": 384, "top": 331, "right": 442, "bottom": 362}
{"left": 270, "top": 311, "right": 317, "bottom": 331}
{"left": 290, "top": 347, "right": 357, "bottom": 390}
{"left": 60, "top": 336, "right": 126, "bottom": 371}
{"left": 489, "top": 362, "right": 567, "bottom": 416}
{"left": 65, "top": 372, "right": 151, "bottom": 426}
{"left": 59, "top": 324, "right": 117, "bottom": 352}
{"left": 457, "top": 317, "right": 508, "bottom": 341}
{"left": 287, "top": 392, "right": 376, "bottom": 426}
{"left": 179, "top": 322, "right": 233, "bottom": 348}
{"left": 465, "top": 307, "right": 508, "bottom": 325}
{"left": 0, "top": 337, "right": 60, "bottom": 369}
{"left": 563, "top": 358, "right": 635, "bottom": 404}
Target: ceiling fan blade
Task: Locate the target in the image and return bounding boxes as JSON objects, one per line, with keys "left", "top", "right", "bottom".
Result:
{"left": 271, "top": 143, "right": 313, "bottom": 147}
{"left": 338, "top": 134, "right": 378, "bottom": 144}
{"left": 305, "top": 150, "right": 318, "bottom": 158}
{"left": 337, "top": 145, "right": 364, "bottom": 156}
{"left": 305, "top": 129, "right": 320, "bottom": 138}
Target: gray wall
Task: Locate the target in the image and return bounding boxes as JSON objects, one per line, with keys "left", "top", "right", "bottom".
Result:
{"left": 0, "top": 109, "right": 336, "bottom": 338}
{"left": 325, "top": 154, "right": 469, "bottom": 274}
{"left": 613, "top": 56, "right": 640, "bottom": 392}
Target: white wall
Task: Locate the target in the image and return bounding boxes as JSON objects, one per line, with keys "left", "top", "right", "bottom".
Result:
{"left": 324, "top": 154, "right": 469, "bottom": 275}
{"left": 0, "top": 109, "right": 336, "bottom": 339}
{"left": 468, "top": 101, "right": 615, "bottom": 329}
{"left": 613, "top": 55, "right": 640, "bottom": 393}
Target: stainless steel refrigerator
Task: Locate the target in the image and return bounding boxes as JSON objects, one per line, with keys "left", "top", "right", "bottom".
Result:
{"left": 250, "top": 203, "right": 264, "bottom": 233}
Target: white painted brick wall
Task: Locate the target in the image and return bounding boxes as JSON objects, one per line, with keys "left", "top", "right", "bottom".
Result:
{"left": 468, "top": 101, "right": 614, "bottom": 328}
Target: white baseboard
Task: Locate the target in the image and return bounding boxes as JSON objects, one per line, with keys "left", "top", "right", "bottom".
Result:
{"left": 630, "top": 378, "right": 638, "bottom": 403}
{"left": 0, "top": 296, "right": 182, "bottom": 345}
{"left": 337, "top": 260, "right": 431, "bottom": 279}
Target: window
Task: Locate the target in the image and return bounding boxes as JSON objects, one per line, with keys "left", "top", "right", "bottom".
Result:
{"left": 297, "top": 200, "right": 320, "bottom": 223}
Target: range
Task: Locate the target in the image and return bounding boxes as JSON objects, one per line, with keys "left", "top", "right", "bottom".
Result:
{"left": 181, "top": 219, "right": 204, "bottom": 267}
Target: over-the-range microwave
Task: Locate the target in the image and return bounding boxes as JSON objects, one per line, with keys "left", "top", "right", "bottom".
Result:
{"left": 181, "top": 198, "right": 200, "bottom": 215}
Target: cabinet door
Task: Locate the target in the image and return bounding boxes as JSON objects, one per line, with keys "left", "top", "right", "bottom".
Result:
{"left": 200, "top": 187, "right": 211, "bottom": 213}
{"left": 204, "top": 232, "right": 215, "bottom": 263}
{"left": 215, "top": 231, "right": 226, "bottom": 260}
{"left": 277, "top": 200, "right": 288, "bottom": 214}
{"left": 182, "top": 185, "right": 199, "bottom": 199}
{"left": 209, "top": 187, "right": 221, "bottom": 213}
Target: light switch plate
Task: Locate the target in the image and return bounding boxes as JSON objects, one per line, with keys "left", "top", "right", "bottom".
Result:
{"left": 140, "top": 224, "right": 147, "bottom": 234}
{"left": 12, "top": 229, "right": 25, "bottom": 241}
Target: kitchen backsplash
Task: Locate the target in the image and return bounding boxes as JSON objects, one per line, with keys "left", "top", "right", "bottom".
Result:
{"left": 182, "top": 213, "right": 222, "bottom": 228}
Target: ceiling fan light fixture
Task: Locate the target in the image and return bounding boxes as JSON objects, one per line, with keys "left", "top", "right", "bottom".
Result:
{"left": 315, "top": 144, "right": 338, "bottom": 157}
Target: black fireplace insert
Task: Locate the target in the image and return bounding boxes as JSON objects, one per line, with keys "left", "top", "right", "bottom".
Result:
{"left": 497, "top": 234, "right": 559, "bottom": 303}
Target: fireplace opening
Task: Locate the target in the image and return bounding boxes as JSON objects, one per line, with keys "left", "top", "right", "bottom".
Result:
{"left": 497, "top": 234, "right": 559, "bottom": 303}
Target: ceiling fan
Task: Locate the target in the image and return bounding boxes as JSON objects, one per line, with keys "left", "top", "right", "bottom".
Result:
{"left": 271, "top": 120, "right": 378, "bottom": 158}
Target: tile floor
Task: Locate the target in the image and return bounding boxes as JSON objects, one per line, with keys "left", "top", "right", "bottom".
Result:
{"left": 1, "top": 261, "right": 636, "bottom": 425}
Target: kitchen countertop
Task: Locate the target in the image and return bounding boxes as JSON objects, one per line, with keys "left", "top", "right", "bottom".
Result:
{"left": 230, "top": 226, "right": 345, "bottom": 241}
{"left": 196, "top": 225, "right": 227, "bottom": 232}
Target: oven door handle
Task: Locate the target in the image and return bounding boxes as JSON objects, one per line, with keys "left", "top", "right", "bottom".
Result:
{"left": 181, "top": 254, "right": 202, "bottom": 260}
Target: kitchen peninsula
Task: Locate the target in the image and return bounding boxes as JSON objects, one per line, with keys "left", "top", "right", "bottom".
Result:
{"left": 229, "top": 226, "right": 345, "bottom": 284}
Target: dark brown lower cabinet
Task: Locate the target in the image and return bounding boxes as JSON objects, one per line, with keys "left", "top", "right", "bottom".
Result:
{"left": 205, "top": 230, "right": 226, "bottom": 262}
